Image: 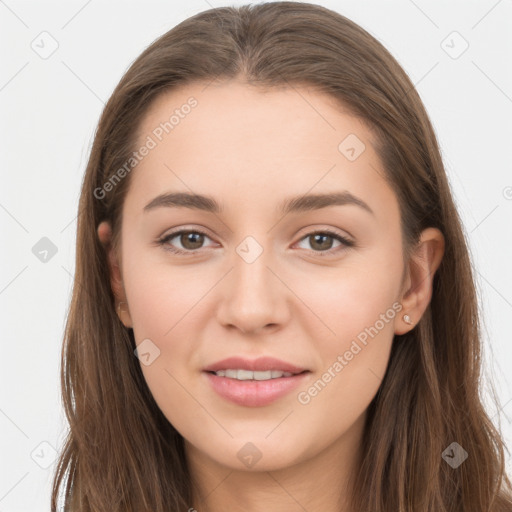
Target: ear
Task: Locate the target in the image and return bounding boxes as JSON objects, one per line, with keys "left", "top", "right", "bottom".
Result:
{"left": 395, "top": 227, "right": 445, "bottom": 335}
{"left": 97, "top": 220, "right": 133, "bottom": 328}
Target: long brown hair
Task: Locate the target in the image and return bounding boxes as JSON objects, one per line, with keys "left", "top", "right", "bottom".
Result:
{"left": 51, "top": 2, "right": 512, "bottom": 510}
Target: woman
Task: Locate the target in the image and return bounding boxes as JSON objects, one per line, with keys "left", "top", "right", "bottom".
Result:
{"left": 51, "top": 2, "right": 512, "bottom": 511}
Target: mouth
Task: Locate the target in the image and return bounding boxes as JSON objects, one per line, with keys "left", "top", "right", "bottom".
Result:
{"left": 203, "top": 369, "right": 311, "bottom": 407}
{"left": 205, "top": 369, "right": 309, "bottom": 380}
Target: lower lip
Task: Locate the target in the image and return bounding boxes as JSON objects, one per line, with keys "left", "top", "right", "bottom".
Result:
{"left": 203, "top": 371, "right": 310, "bottom": 407}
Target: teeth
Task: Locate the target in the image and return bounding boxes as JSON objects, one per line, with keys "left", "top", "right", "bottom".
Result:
{"left": 213, "top": 369, "right": 295, "bottom": 380}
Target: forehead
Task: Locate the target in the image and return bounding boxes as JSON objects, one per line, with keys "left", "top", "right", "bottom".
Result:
{"left": 136, "top": 79, "right": 372, "bottom": 161}
{"left": 125, "top": 80, "right": 398, "bottom": 225}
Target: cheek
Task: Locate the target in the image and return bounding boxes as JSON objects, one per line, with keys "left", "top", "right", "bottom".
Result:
{"left": 129, "top": 282, "right": 201, "bottom": 435}
{"left": 121, "top": 250, "right": 213, "bottom": 428}
{"left": 294, "top": 306, "right": 396, "bottom": 443}
{"left": 122, "top": 243, "right": 210, "bottom": 339}
{"left": 293, "top": 253, "right": 401, "bottom": 426}
{"left": 296, "top": 248, "right": 402, "bottom": 349}
{"left": 125, "top": 264, "right": 205, "bottom": 377}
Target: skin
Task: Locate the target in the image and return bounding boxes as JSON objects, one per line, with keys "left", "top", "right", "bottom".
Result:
{"left": 97, "top": 80, "right": 444, "bottom": 512}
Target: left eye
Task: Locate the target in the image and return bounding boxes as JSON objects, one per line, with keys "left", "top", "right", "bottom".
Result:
{"left": 295, "top": 230, "right": 354, "bottom": 255}
{"left": 157, "top": 229, "right": 354, "bottom": 256}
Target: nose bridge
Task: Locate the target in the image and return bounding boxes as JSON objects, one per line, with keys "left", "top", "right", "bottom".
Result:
{"left": 232, "top": 234, "right": 276, "bottom": 300}
{"left": 217, "top": 233, "right": 287, "bottom": 332}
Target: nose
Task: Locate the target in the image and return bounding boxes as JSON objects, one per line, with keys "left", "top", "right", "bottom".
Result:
{"left": 215, "top": 242, "right": 289, "bottom": 335}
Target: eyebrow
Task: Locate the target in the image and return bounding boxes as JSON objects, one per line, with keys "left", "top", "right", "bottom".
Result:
{"left": 143, "top": 191, "right": 374, "bottom": 216}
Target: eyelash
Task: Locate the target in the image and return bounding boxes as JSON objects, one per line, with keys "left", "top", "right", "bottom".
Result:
{"left": 157, "top": 228, "right": 355, "bottom": 257}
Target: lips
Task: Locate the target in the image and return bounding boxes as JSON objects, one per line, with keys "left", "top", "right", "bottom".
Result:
{"left": 203, "top": 356, "right": 308, "bottom": 374}
{"left": 204, "top": 371, "right": 310, "bottom": 407}
{"left": 202, "top": 356, "right": 310, "bottom": 407}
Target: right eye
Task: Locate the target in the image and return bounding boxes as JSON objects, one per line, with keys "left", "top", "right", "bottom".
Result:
{"left": 157, "top": 229, "right": 217, "bottom": 255}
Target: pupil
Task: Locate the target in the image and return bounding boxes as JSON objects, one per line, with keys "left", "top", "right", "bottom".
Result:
{"left": 182, "top": 232, "right": 204, "bottom": 249}
{"left": 311, "top": 234, "right": 332, "bottom": 250}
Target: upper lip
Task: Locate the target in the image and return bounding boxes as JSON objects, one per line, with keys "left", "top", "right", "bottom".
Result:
{"left": 203, "top": 356, "right": 308, "bottom": 374}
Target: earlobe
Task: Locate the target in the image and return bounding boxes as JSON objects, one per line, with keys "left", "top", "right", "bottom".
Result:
{"left": 395, "top": 227, "right": 445, "bottom": 335}
{"left": 117, "top": 301, "right": 133, "bottom": 329}
{"left": 97, "top": 220, "right": 133, "bottom": 328}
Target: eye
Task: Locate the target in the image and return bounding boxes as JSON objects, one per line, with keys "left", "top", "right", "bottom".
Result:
{"left": 157, "top": 229, "right": 216, "bottom": 255}
{"left": 295, "top": 229, "right": 354, "bottom": 256}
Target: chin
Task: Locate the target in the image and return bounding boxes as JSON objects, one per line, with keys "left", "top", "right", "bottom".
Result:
{"left": 185, "top": 434, "right": 307, "bottom": 472}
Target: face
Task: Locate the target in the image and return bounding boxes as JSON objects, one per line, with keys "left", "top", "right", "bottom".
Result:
{"left": 101, "top": 80, "right": 409, "bottom": 473}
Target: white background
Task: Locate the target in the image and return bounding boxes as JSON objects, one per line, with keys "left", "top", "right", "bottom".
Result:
{"left": 1, "top": 0, "right": 511, "bottom": 509}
